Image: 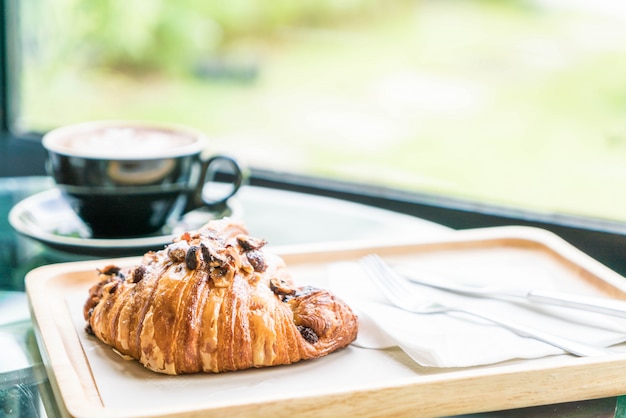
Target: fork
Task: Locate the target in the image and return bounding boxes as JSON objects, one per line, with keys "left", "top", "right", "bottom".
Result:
{"left": 403, "top": 269, "right": 626, "bottom": 318}
{"left": 360, "top": 254, "right": 612, "bottom": 357}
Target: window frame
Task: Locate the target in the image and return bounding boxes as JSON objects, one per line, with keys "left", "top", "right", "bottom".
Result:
{"left": 2, "top": 0, "right": 626, "bottom": 277}
{"left": 0, "top": 0, "right": 48, "bottom": 176}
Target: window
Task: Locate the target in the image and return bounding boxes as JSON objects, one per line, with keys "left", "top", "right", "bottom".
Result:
{"left": 9, "top": 0, "right": 626, "bottom": 222}
{"left": 9, "top": 1, "right": 626, "bottom": 223}
{"left": 11, "top": 0, "right": 626, "bottom": 224}
{"left": 5, "top": 0, "right": 626, "bottom": 273}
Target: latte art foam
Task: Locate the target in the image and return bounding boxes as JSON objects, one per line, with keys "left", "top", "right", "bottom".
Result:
{"left": 67, "top": 128, "right": 193, "bottom": 155}
{"left": 44, "top": 123, "right": 207, "bottom": 160}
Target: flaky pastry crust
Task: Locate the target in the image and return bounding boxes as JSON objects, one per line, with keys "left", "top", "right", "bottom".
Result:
{"left": 83, "top": 219, "right": 358, "bottom": 374}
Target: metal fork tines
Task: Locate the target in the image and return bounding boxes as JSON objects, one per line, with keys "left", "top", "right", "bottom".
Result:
{"left": 359, "top": 254, "right": 612, "bottom": 357}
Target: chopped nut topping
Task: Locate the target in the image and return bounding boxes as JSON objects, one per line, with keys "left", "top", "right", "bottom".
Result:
{"left": 246, "top": 250, "right": 266, "bottom": 272}
{"left": 99, "top": 265, "right": 121, "bottom": 276}
{"left": 167, "top": 241, "right": 188, "bottom": 262}
{"left": 236, "top": 235, "right": 266, "bottom": 251}
{"left": 270, "top": 277, "right": 296, "bottom": 296}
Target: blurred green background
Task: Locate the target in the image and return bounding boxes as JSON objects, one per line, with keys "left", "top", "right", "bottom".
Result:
{"left": 16, "top": 0, "right": 626, "bottom": 222}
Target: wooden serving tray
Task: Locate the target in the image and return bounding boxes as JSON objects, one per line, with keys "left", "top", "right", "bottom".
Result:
{"left": 26, "top": 226, "right": 626, "bottom": 417}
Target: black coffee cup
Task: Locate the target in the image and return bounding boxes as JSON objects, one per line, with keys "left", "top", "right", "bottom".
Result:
{"left": 43, "top": 120, "right": 245, "bottom": 238}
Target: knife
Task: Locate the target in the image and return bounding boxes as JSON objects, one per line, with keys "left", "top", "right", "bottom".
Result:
{"left": 404, "top": 273, "right": 626, "bottom": 318}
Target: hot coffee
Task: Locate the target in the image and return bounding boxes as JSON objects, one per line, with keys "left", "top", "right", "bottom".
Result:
{"left": 43, "top": 121, "right": 244, "bottom": 238}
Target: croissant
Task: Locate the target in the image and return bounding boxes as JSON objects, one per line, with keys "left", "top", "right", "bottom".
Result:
{"left": 83, "top": 219, "right": 358, "bottom": 375}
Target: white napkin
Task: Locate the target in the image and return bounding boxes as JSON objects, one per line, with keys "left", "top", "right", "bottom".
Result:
{"left": 329, "top": 261, "right": 626, "bottom": 368}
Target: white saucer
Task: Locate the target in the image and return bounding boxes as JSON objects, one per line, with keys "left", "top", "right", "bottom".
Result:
{"left": 9, "top": 188, "right": 241, "bottom": 257}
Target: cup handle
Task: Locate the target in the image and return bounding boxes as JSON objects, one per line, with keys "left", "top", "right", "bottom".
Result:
{"left": 185, "top": 155, "right": 245, "bottom": 214}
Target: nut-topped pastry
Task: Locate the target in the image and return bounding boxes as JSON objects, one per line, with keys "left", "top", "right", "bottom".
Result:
{"left": 83, "top": 219, "right": 358, "bottom": 375}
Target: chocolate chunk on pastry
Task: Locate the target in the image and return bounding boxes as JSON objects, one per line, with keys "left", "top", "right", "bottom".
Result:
{"left": 83, "top": 219, "right": 358, "bottom": 375}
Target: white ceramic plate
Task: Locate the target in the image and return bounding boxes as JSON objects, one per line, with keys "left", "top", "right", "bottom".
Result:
{"left": 9, "top": 188, "right": 240, "bottom": 257}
